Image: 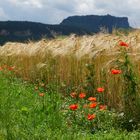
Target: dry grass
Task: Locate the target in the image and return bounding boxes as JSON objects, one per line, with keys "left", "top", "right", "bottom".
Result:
{"left": 1, "top": 30, "right": 140, "bottom": 109}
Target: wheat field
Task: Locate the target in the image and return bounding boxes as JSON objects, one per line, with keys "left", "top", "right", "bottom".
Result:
{"left": 1, "top": 30, "right": 140, "bottom": 138}
{"left": 0, "top": 30, "right": 139, "bottom": 101}
{"left": 0, "top": 30, "right": 140, "bottom": 82}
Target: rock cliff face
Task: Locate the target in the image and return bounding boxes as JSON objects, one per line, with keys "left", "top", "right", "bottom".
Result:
{"left": 0, "top": 15, "right": 131, "bottom": 45}
{"left": 61, "top": 14, "right": 130, "bottom": 33}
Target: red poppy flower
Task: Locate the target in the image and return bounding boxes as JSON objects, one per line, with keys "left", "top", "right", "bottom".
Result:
{"left": 39, "top": 93, "right": 45, "bottom": 97}
{"left": 119, "top": 41, "right": 128, "bottom": 47}
{"left": 99, "top": 105, "right": 107, "bottom": 110}
{"left": 70, "top": 92, "right": 77, "bottom": 98}
{"left": 111, "top": 69, "right": 122, "bottom": 74}
{"left": 88, "top": 97, "right": 96, "bottom": 102}
{"left": 69, "top": 104, "right": 78, "bottom": 110}
{"left": 87, "top": 114, "right": 96, "bottom": 120}
{"left": 89, "top": 102, "right": 97, "bottom": 108}
{"left": 97, "top": 87, "right": 104, "bottom": 93}
{"left": 0, "top": 67, "right": 3, "bottom": 71}
{"left": 79, "top": 93, "right": 86, "bottom": 98}
{"left": 8, "top": 66, "right": 15, "bottom": 71}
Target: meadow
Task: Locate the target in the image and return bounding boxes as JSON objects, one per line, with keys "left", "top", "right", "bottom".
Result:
{"left": 1, "top": 30, "right": 140, "bottom": 139}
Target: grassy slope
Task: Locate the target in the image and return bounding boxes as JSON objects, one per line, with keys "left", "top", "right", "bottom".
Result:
{"left": 0, "top": 72, "right": 140, "bottom": 140}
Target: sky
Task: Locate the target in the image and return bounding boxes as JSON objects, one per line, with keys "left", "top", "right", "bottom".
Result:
{"left": 0, "top": 0, "right": 140, "bottom": 28}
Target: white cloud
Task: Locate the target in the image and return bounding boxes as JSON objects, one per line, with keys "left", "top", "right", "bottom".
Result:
{"left": 8, "top": 0, "right": 43, "bottom": 8}
{"left": 0, "top": 0, "right": 140, "bottom": 27}
{"left": 0, "top": 7, "right": 9, "bottom": 20}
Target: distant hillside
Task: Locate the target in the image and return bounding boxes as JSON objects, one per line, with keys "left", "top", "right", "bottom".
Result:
{"left": 61, "top": 14, "right": 130, "bottom": 33}
{"left": 0, "top": 21, "right": 90, "bottom": 45}
{"left": 0, "top": 15, "right": 131, "bottom": 45}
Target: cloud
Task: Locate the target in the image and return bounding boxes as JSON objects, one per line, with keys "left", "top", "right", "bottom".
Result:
{"left": 0, "top": 7, "right": 9, "bottom": 20}
{"left": 93, "top": 0, "right": 140, "bottom": 27}
{"left": 0, "top": 0, "right": 140, "bottom": 27}
{"left": 8, "top": 0, "right": 43, "bottom": 8}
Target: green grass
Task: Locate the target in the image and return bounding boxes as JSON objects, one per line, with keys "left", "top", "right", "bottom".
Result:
{"left": 1, "top": 71, "right": 140, "bottom": 140}
{"left": 0, "top": 72, "right": 64, "bottom": 139}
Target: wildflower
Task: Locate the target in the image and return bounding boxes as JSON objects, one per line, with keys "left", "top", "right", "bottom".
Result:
{"left": 39, "top": 93, "right": 45, "bottom": 97}
{"left": 69, "top": 104, "right": 78, "bottom": 110}
{"left": 89, "top": 102, "right": 97, "bottom": 108}
{"left": 99, "top": 105, "right": 107, "bottom": 110}
{"left": 87, "top": 114, "right": 96, "bottom": 120}
{"left": 88, "top": 97, "right": 96, "bottom": 102}
{"left": 0, "top": 67, "right": 3, "bottom": 71}
{"left": 119, "top": 41, "right": 128, "bottom": 47}
{"left": 8, "top": 66, "right": 15, "bottom": 71}
{"left": 70, "top": 92, "right": 77, "bottom": 98}
{"left": 79, "top": 93, "right": 86, "bottom": 98}
{"left": 97, "top": 87, "right": 104, "bottom": 93}
{"left": 111, "top": 69, "right": 122, "bottom": 74}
